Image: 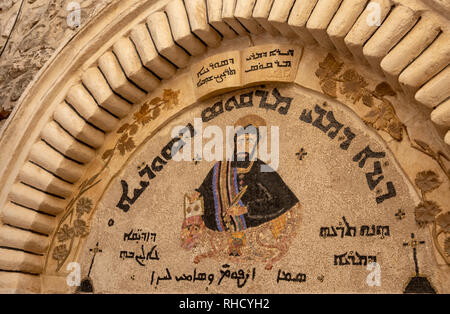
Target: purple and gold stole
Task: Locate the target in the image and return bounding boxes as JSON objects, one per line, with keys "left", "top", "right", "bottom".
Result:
{"left": 212, "top": 161, "right": 247, "bottom": 232}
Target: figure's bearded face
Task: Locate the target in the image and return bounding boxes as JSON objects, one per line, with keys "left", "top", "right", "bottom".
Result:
{"left": 180, "top": 216, "right": 205, "bottom": 250}
{"left": 236, "top": 133, "right": 258, "bottom": 160}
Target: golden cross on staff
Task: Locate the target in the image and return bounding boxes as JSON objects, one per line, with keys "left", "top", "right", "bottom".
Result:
{"left": 228, "top": 185, "right": 248, "bottom": 209}
{"left": 223, "top": 185, "right": 248, "bottom": 231}
{"left": 88, "top": 242, "right": 103, "bottom": 278}
{"left": 403, "top": 233, "right": 425, "bottom": 276}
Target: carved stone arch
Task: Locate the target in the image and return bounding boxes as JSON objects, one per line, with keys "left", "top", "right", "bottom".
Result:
{"left": 0, "top": 0, "right": 448, "bottom": 293}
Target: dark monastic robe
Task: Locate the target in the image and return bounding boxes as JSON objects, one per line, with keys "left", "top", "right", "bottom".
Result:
{"left": 196, "top": 159, "right": 299, "bottom": 232}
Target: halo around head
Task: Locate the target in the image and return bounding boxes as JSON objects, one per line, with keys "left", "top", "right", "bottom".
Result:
{"left": 234, "top": 114, "right": 267, "bottom": 128}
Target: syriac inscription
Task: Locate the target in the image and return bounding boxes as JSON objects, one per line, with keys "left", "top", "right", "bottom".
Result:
{"left": 191, "top": 45, "right": 301, "bottom": 100}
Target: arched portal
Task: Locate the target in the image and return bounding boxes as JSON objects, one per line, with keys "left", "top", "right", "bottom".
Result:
{"left": 63, "top": 84, "right": 440, "bottom": 293}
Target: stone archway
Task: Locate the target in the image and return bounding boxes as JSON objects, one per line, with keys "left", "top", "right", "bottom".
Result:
{"left": 0, "top": 0, "right": 448, "bottom": 293}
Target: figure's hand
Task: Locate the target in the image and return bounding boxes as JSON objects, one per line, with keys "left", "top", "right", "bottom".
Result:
{"left": 227, "top": 204, "right": 248, "bottom": 216}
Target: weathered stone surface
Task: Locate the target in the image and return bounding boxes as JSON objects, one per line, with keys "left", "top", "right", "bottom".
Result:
{"left": 206, "top": 0, "right": 238, "bottom": 39}
{"left": 41, "top": 121, "right": 96, "bottom": 164}
{"left": 185, "top": 0, "right": 222, "bottom": 46}
{"left": 287, "top": 0, "right": 319, "bottom": 45}
{"left": 399, "top": 32, "right": 450, "bottom": 93}
{"left": 363, "top": 5, "right": 419, "bottom": 75}
{"left": 147, "top": 11, "right": 191, "bottom": 69}
{"left": 431, "top": 99, "right": 450, "bottom": 127}
{"left": 0, "top": 247, "right": 44, "bottom": 274}
{"left": 98, "top": 52, "right": 147, "bottom": 104}
{"left": 222, "top": 0, "right": 248, "bottom": 36}
{"left": 129, "top": 24, "right": 177, "bottom": 81}
{"left": 53, "top": 102, "right": 105, "bottom": 149}
{"left": 0, "top": 271, "right": 40, "bottom": 293}
{"left": 0, "top": 224, "right": 49, "bottom": 254}
{"left": 234, "top": 0, "right": 265, "bottom": 34}
{"left": 165, "top": 0, "right": 206, "bottom": 56}
{"left": 1, "top": 202, "right": 56, "bottom": 235}
{"left": 252, "top": 0, "right": 281, "bottom": 36}
{"left": 267, "top": 0, "right": 297, "bottom": 38}
{"left": 327, "top": 0, "right": 368, "bottom": 57}
{"left": 81, "top": 67, "right": 132, "bottom": 118}
{"left": 29, "top": 141, "right": 85, "bottom": 183}
{"left": 306, "top": 0, "right": 343, "bottom": 50}
{"left": 381, "top": 14, "right": 441, "bottom": 87}
{"left": 0, "top": 0, "right": 115, "bottom": 124}
{"left": 65, "top": 84, "right": 119, "bottom": 132}
{"left": 8, "top": 182, "right": 66, "bottom": 216}
{"left": 344, "top": 0, "right": 392, "bottom": 64}
{"left": 113, "top": 37, "right": 160, "bottom": 93}
{"left": 19, "top": 161, "right": 73, "bottom": 198}
{"left": 415, "top": 66, "right": 450, "bottom": 108}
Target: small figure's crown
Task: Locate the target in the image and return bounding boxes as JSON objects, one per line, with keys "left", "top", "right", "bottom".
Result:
{"left": 184, "top": 194, "right": 204, "bottom": 219}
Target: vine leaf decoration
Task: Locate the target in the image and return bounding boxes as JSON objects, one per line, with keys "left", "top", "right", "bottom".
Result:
{"left": 415, "top": 171, "right": 442, "bottom": 195}
{"left": 102, "top": 89, "right": 181, "bottom": 160}
{"left": 52, "top": 245, "right": 69, "bottom": 264}
{"left": 315, "top": 54, "right": 449, "bottom": 264}
{"left": 49, "top": 89, "right": 181, "bottom": 272}
{"left": 415, "top": 201, "right": 442, "bottom": 226}
{"left": 413, "top": 170, "right": 449, "bottom": 264}
{"left": 315, "top": 53, "right": 403, "bottom": 141}
{"left": 48, "top": 146, "right": 114, "bottom": 271}
{"left": 52, "top": 197, "right": 92, "bottom": 270}
{"left": 340, "top": 69, "right": 370, "bottom": 104}
{"left": 374, "top": 82, "right": 397, "bottom": 98}
{"left": 364, "top": 98, "right": 403, "bottom": 141}
{"left": 410, "top": 138, "right": 450, "bottom": 182}
{"left": 315, "top": 53, "right": 343, "bottom": 98}
{"left": 117, "top": 133, "right": 136, "bottom": 156}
